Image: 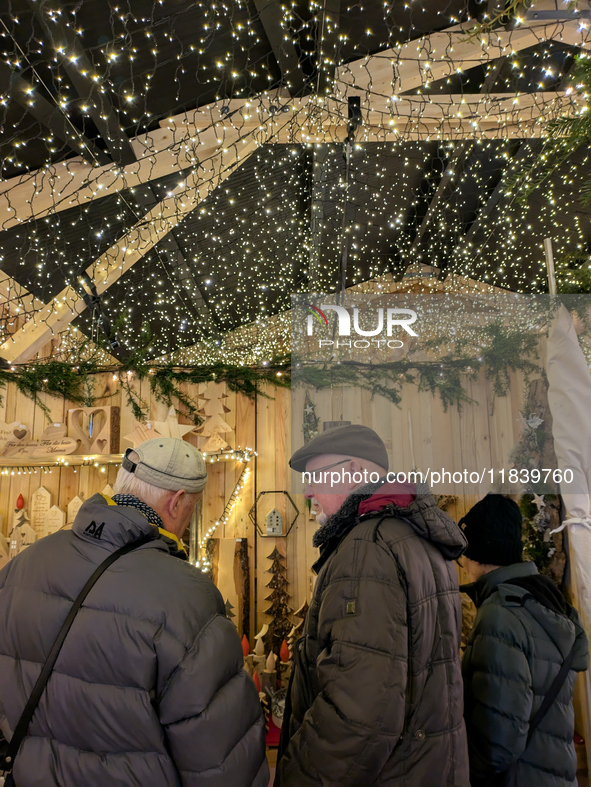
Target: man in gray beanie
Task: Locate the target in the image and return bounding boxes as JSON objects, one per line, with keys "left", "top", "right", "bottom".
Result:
{"left": 275, "top": 424, "right": 469, "bottom": 787}
{"left": 0, "top": 438, "right": 268, "bottom": 787}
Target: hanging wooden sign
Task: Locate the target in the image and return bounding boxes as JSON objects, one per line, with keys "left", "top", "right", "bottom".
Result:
{"left": 67, "top": 495, "right": 84, "bottom": 524}
{"left": 2, "top": 439, "right": 39, "bottom": 458}
{"left": 1, "top": 423, "right": 77, "bottom": 458}
{"left": 67, "top": 406, "right": 120, "bottom": 454}
{"left": 45, "top": 505, "right": 66, "bottom": 535}
{"left": 31, "top": 487, "right": 52, "bottom": 537}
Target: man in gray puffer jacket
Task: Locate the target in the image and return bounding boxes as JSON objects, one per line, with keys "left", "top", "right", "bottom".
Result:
{"left": 0, "top": 437, "right": 268, "bottom": 787}
{"left": 460, "top": 495, "right": 589, "bottom": 787}
{"left": 275, "top": 424, "right": 470, "bottom": 787}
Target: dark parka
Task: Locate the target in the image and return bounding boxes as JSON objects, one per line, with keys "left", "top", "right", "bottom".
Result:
{"left": 275, "top": 492, "right": 470, "bottom": 787}
{"left": 462, "top": 562, "right": 589, "bottom": 787}
{"left": 0, "top": 494, "right": 268, "bottom": 787}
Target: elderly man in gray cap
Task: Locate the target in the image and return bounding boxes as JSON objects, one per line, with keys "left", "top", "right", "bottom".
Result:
{"left": 275, "top": 424, "right": 469, "bottom": 787}
{"left": 0, "top": 438, "right": 268, "bottom": 787}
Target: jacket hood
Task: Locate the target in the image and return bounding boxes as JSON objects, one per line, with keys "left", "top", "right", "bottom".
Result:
{"left": 313, "top": 480, "right": 467, "bottom": 571}
{"left": 461, "top": 561, "right": 539, "bottom": 608}
{"left": 71, "top": 493, "right": 186, "bottom": 559}
{"left": 463, "top": 562, "right": 589, "bottom": 671}
{"left": 387, "top": 494, "right": 468, "bottom": 560}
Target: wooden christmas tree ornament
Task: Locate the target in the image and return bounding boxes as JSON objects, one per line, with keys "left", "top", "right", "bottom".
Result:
{"left": 195, "top": 384, "right": 233, "bottom": 452}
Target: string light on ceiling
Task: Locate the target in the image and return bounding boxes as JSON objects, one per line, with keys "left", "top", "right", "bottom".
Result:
{"left": 0, "top": 1, "right": 588, "bottom": 365}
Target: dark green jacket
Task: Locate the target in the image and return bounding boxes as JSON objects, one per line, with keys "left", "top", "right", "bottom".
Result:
{"left": 462, "top": 562, "right": 588, "bottom": 787}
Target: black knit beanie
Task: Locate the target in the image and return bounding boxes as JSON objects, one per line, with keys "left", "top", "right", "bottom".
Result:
{"left": 459, "top": 494, "right": 523, "bottom": 566}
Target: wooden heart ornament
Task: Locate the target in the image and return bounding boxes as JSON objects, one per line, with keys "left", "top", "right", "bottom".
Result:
{"left": 0, "top": 422, "right": 30, "bottom": 451}
{"left": 67, "top": 407, "right": 120, "bottom": 454}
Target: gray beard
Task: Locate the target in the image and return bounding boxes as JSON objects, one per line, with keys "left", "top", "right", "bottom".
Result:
{"left": 316, "top": 511, "right": 328, "bottom": 526}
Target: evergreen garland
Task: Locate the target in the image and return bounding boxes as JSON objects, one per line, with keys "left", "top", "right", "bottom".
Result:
{"left": 0, "top": 319, "right": 544, "bottom": 420}
{"left": 0, "top": 355, "right": 291, "bottom": 425}
{"left": 295, "top": 322, "right": 540, "bottom": 411}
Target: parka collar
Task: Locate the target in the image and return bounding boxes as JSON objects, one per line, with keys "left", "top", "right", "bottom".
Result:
{"left": 461, "top": 561, "right": 538, "bottom": 607}
{"left": 71, "top": 493, "right": 188, "bottom": 560}
{"left": 312, "top": 480, "right": 467, "bottom": 573}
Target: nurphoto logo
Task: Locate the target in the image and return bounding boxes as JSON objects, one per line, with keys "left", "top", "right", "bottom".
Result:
{"left": 305, "top": 303, "right": 418, "bottom": 349}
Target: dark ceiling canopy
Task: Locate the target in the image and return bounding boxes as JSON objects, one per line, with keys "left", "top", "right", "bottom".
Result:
{"left": 0, "top": 0, "right": 588, "bottom": 358}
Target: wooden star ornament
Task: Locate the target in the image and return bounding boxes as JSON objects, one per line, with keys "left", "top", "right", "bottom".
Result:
{"left": 154, "top": 407, "right": 197, "bottom": 440}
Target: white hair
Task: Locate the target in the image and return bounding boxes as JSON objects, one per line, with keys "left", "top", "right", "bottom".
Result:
{"left": 113, "top": 466, "right": 170, "bottom": 508}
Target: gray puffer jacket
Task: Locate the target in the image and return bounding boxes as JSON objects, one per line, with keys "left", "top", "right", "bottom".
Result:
{"left": 0, "top": 493, "right": 268, "bottom": 787}
{"left": 462, "top": 562, "right": 589, "bottom": 787}
{"left": 275, "top": 488, "right": 470, "bottom": 787}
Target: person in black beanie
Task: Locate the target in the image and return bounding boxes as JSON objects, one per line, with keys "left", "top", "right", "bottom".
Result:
{"left": 460, "top": 494, "right": 588, "bottom": 787}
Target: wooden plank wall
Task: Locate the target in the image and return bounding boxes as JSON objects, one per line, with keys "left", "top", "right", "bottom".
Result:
{"left": 0, "top": 368, "right": 525, "bottom": 645}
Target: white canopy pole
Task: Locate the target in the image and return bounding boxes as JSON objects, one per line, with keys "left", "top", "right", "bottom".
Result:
{"left": 546, "top": 305, "right": 591, "bottom": 777}
{"left": 544, "top": 237, "right": 557, "bottom": 296}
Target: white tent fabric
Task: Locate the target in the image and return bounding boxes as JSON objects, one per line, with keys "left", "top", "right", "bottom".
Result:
{"left": 546, "top": 304, "right": 591, "bottom": 768}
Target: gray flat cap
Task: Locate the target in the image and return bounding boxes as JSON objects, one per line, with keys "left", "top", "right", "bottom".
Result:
{"left": 290, "top": 424, "right": 389, "bottom": 472}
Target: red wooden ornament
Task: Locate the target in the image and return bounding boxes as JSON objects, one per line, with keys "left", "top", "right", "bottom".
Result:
{"left": 16, "top": 494, "right": 24, "bottom": 510}
{"left": 280, "top": 640, "right": 290, "bottom": 663}
{"left": 253, "top": 671, "right": 261, "bottom": 692}
{"left": 241, "top": 634, "right": 250, "bottom": 658}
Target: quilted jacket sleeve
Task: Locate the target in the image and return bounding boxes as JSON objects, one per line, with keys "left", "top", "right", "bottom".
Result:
{"left": 462, "top": 603, "right": 533, "bottom": 779}
{"left": 158, "top": 612, "right": 269, "bottom": 787}
{"left": 276, "top": 539, "right": 408, "bottom": 787}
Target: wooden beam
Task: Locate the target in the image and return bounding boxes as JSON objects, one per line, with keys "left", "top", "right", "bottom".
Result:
{"left": 334, "top": 18, "right": 591, "bottom": 97}
{"left": 0, "top": 270, "right": 119, "bottom": 363}
{"left": 0, "top": 87, "right": 582, "bottom": 233}
{"left": 399, "top": 58, "right": 508, "bottom": 272}
{"left": 0, "top": 11, "right": 588, "bottom": 230}
{"left": 0, "top": 136, "right": 259, "bottom": 363}
{"left": 0, "top": 107, "right": 274, "bottom": 231}
{"left": 0, "top": 270, "right": 44, "bottom": 317}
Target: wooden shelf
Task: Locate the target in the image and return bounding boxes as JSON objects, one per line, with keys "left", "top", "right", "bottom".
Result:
{"left": 0, "top": 454, "right": 123, "bottom": 470}
{"left": 0, "top": 448, "right": 254, "bottom": 469}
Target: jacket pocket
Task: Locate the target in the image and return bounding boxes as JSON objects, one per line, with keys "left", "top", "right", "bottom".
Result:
{"left": 293, "top": 636, "right": 318, "bottom": 713}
